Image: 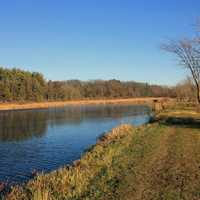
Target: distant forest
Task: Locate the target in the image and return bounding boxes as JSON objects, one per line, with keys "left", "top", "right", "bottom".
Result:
{"left": 0, "top": 67, "right": 176, "bottom": 102}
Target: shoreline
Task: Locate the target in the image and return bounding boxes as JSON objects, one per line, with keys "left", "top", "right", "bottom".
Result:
{"left": 0, "top": 97, "right": 170, "bottom": 111}
{"left": 0, "top": 114, "right": 150, "bottom": 196}
{"left": 4, "top": 123, "right": 138, "bottom": 199}
{"left": 5, "top": 107, "right": 200, "bottom": 199}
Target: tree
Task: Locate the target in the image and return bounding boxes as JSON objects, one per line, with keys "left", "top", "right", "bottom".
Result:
{"left": 162, "top": 38, "right": 200, "bottom": 104}
{"left": 175, "top": 78, "right": 196, "bottom": 102}
{"left": 0, "top": 67, "right": 175, "bottom": 102}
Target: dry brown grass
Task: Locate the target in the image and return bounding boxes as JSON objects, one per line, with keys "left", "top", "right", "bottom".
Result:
{"left": 97, "top": 124, "right": 133, "bottom": 145}
{"left": 0, "top": 97, "right": 171, "bottom": 111}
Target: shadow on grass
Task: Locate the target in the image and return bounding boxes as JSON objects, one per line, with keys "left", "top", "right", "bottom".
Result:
{"left": 160, "top": 117, "right": 200, "bottom": 129}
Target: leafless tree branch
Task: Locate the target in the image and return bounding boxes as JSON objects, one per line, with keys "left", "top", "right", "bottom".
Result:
{"left": 161, "top": 36, "right": 200, "bottom": 104}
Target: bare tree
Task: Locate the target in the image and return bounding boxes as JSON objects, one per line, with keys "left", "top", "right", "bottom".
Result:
{"left": 175, "top": 77, "right": 196, "bottom": 102}
{"left": 162, "top": 38, "right": 200, "bottom": 104}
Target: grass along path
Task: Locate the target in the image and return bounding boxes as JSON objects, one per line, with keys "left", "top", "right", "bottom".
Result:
{"left": 4, "top": 109, "right": 200, "bottom": 200}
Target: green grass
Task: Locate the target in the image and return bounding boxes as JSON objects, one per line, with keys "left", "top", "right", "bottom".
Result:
{"left": 4, "top": 108, "right": 200, "bottom": 200}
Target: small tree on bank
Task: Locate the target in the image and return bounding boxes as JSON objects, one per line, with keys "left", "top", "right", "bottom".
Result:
{"left": 162, "top": 38, "right": 200, "bottom": 104}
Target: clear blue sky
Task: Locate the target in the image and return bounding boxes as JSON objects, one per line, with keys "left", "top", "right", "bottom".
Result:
{"left": 0, "top": 0, "right": 199, "bottom": 85}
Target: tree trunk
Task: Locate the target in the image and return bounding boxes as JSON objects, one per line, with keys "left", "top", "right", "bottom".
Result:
{"left": 195, "top": 82, "right": 200, "bottom": 104}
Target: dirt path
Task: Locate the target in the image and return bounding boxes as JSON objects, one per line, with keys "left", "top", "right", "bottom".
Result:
{"left": 118, "top": 125, "right": 200, "bottom": 200}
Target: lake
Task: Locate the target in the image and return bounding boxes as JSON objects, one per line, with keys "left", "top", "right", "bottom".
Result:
{"left": 0, "top": 104, "right": 151, "bottom": 184}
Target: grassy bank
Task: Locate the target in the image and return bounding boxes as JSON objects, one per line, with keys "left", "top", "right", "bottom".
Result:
{"left": 3, "top": 106, "right": 200, "bottom": 200}
{"left": 0, "top": 97, "right": 169, "bottom": 111}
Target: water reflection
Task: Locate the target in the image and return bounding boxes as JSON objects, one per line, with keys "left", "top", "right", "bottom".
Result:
{"left": 0, "top": 111, "right": 48, "bottom": 141}
{"left": 0, "top": 105, "right": 150, "bottom": 142}
{"left": 0, "top": 104, "right": 150, "bottom": 183}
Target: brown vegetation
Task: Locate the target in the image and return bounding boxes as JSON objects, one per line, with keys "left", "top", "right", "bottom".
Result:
{"left": 0, "top": 97, "right": 171, "bottom": 111}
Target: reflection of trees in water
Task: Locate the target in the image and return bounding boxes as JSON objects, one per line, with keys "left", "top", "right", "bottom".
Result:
{"left": 0, "top": 110, "right": 48, "bottom": 141}
{"left": 47, "top": 105, "right": 150, "bottom": 126}
{"left": 0, "top": 105, "right": 150, "bottom": 142}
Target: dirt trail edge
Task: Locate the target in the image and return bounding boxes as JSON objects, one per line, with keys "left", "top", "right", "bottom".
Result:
{"left": 118, "top": 124, "right": 200, "bottom": 200}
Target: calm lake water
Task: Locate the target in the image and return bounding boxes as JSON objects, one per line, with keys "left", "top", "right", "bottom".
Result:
{"left": 0, "top": 104, "right": 151, "bottom": 184}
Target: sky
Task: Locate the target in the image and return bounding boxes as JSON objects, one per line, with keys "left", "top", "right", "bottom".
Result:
{"left": 0, "top": 0, "right": 200, "bottom": 85}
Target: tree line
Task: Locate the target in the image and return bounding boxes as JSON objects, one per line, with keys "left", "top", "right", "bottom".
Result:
{"left": 0, "top": 67, "right": 175, "bottom": 102}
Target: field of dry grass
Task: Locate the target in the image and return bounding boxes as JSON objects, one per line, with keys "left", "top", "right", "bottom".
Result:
{"left": 0, "top": 97, "right": 170, "bottom": 111}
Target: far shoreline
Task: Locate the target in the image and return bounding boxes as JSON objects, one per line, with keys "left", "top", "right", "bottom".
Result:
{"left": 0, "top": 97, "right": 170, "bottom": 111}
